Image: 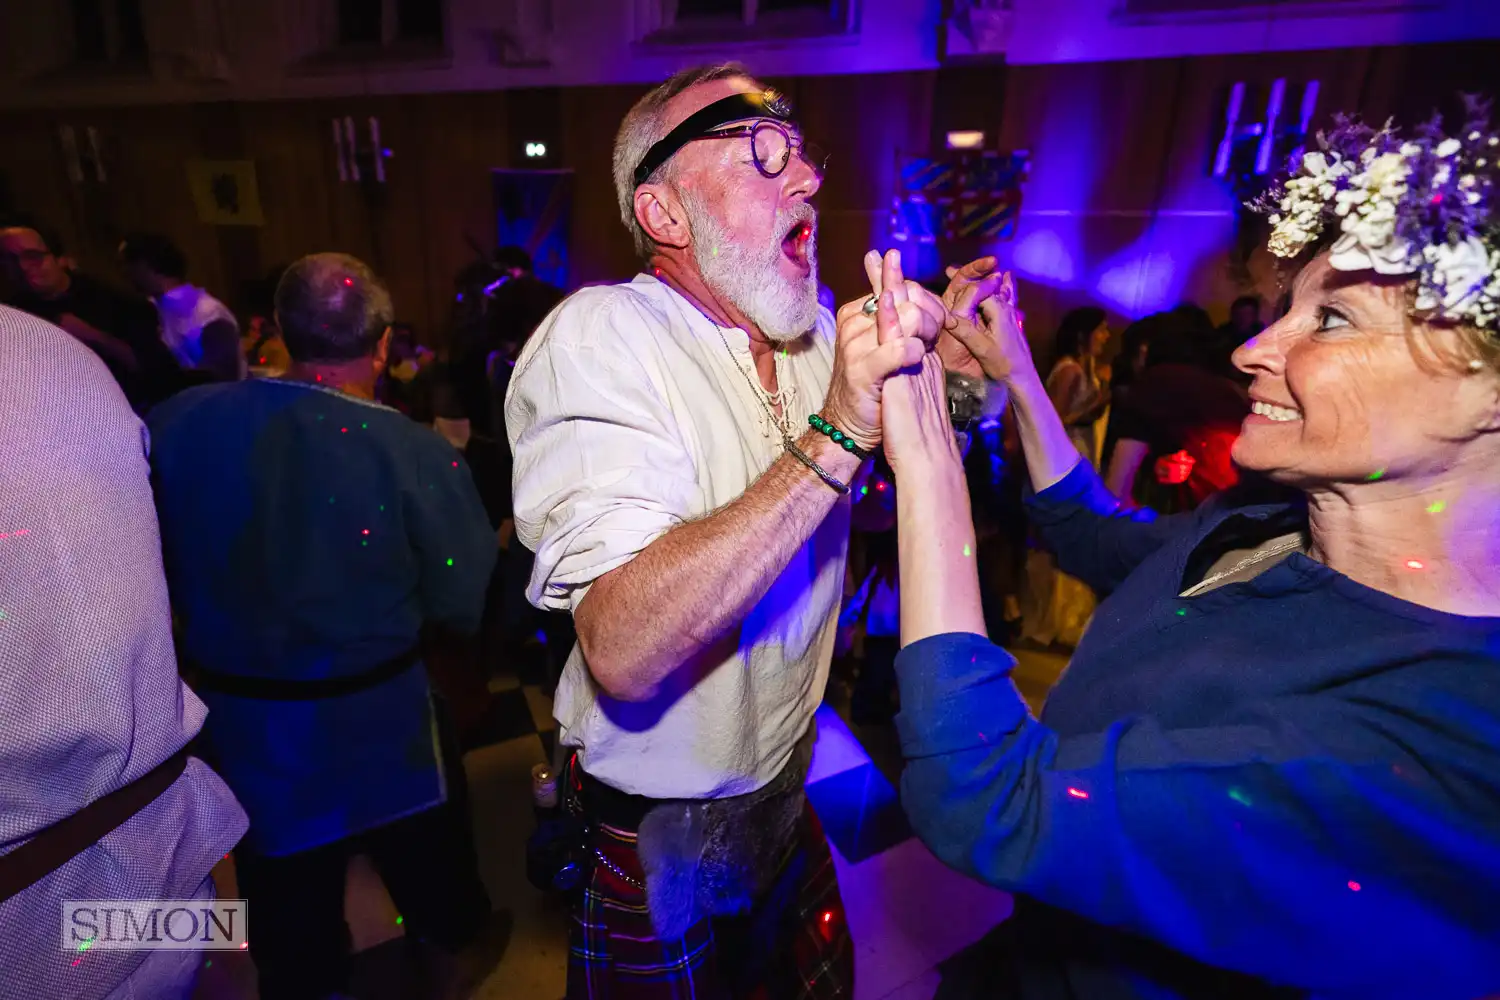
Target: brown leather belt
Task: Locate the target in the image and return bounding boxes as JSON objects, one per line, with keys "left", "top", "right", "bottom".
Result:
{"left": 0, "top": 749, "right": 190, "bottom": 904}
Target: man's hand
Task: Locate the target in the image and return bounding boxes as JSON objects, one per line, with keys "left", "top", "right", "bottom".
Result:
{"left": 57, "top": 313, "right": 140, "bottom": 371}
{"left": 935, "top": 257, "right": 1006, "bottom": 380}
{"left": 57, "top": 312, "right": 106, "bottom": 345}
{"left": 823, "top": 250, "right": 943, "bottom": 452}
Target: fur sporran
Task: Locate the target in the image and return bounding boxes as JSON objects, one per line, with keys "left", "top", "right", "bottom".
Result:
{"left": 635, "top": 726, "right": 816, "bottom": 940}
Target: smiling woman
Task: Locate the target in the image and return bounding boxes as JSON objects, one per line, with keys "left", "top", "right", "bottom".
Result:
{"left": 880, "top": 101, "right": 1500, "bottom": 998}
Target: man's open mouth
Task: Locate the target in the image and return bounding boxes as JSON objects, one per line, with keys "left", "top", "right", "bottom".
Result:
{"left": 782, "top": 222, "right": 813, "bottom": 270}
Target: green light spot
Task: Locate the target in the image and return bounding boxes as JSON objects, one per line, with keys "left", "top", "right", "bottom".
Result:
{"left": 378, "top": 505, "right": 385, "bottom": 512}
{"left": 446, "top": 558, "right": 454, "bottom": 567}
{"left": 1176, "top": 608, "right": 1187, "bottom": 616}
{"left": 1427, "top": 500, "right": 1446, "bottom": 514}
{"left": 395, "top": 915, "right": 403, "bottom": 925}
{"left": 76, "top": 936, "right": 95, "bottom": 954}
{"left": 205, "top": 960, "right": 212, "bottom": 968}
{"left": 711, "top": 246, "right": 719, "bottom": 258}
{"left": 1228, "top": 787, "right": 1252, "bottom": 807}
{"left": 316, "top": 414, "right": 325, "bottom": 421}
{"left": 0, "top": 610, "right": 7, "bottom": 620}
{"left": 329, "top": 497, "right": 335, "bottom": 504}
{"left": 962, "top": 544, "right": 972, "bottom": 557}
{"left": 361, "top": 422, "right": 368, "bottom": 429}
{"left": 1367, "top": 468, "right": 1386, "bottom": 481}
{"left": 361, "top": 540, "right": 368, "bottom": 547}
{"left": 859, "top": 485, "right": 868, "bottom": 496}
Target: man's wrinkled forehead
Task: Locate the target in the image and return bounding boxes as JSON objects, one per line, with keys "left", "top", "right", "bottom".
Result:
{"left": 660, "top": 75, "right": 764, "bottom": 134}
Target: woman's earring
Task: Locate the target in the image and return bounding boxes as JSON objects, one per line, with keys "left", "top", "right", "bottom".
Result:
{"left": 1469, "top": 359, "right": 1485, "bottom": 372}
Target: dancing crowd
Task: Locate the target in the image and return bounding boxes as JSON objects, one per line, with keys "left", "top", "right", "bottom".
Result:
{"left": 1, "top": 59, "right": 1499, "bottom": 1000}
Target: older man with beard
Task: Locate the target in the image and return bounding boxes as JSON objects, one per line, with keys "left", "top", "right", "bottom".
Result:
{"left": 506, "top": 63, "right": 993, "bottom": 998}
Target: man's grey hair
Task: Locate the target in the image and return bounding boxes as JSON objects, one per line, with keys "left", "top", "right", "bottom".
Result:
{"left": 613, "top": 62, "right": 753, "bottom": 261}
{"left": 275, "top": 252, "right": 394, "bottom": 363}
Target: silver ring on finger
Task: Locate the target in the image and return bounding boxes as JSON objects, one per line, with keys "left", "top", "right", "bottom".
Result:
{"left": 862, "top": 295, "right": 880, "bottom": 316}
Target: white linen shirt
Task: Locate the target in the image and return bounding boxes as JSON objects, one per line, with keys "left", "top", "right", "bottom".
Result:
{"left": 505, "top": 274, "right": 850, "bottom": 799}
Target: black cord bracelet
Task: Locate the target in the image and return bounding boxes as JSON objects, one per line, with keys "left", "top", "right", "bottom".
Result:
{"left": 808, "top": 414, "right": 873, "bottom": 461}
{"left": 785, "top": 439, "right": 851, "bottom": 495}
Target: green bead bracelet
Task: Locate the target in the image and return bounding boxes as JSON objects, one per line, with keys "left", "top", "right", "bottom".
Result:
{"left": 808, "top": 414, "right": 872, "bottom": 461}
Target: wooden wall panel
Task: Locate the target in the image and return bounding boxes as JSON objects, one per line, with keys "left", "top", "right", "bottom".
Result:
{"left": 2, "top": 41, "right": 1495, "bottom": 361}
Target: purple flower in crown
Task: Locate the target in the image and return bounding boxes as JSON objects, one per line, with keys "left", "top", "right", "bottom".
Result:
{"left": 1253, "top": 96, "right": 1500, "bottom": 331}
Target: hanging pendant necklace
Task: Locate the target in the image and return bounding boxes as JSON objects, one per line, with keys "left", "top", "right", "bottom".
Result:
{"left": 715, "top": 326, "right": 796, "bottom": 443}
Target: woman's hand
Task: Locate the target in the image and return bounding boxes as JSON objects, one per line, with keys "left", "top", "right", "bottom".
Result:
{"left": 936, "top": 257, "right": 1006, "bottom": 380}
{"left": 945, "top": 272, "right": 1034, "bottom": 387}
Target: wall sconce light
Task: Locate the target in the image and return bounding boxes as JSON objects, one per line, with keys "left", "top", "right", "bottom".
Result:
{"left": 946, "top": 130, "right": 986, "bottom": 150}
{"left": 525, "top": 142, "right": 548, "bottom": 158}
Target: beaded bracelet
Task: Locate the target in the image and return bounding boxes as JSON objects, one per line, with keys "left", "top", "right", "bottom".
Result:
{"left": 808, "top": 414, "right": 873, "bottom": 461}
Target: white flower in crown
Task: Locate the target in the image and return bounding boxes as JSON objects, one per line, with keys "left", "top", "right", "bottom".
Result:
{"left": 1266, "top": 151, "right": 1352, "bottom": 258}
{"left": 1415, "top": 237, "right": 1499, "bottom": 319}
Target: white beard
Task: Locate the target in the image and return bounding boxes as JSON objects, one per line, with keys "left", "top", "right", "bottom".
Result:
{"left": 682, "top": 190, "right": 820, "bottom": 343}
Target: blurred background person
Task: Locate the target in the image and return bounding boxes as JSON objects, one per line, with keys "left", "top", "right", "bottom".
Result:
{"left": 119, "top": 232, "right": 242, "bottom": 382}
{"left": 1210, "top": 293, "right": 1264, "bottom": 384}
{"left": 0, "top": 220, "right": 184, "bottom": 412}
{"left": 0, "top": 305, "right": 246, "bottom": 1000}
{"left": 1043, "top": 306, "right": 1111, "bottom": 468}
{"left": 1021, "top": 305, "right": 1110, "bottom": 648}
{"left": 1103, "top": 316, "right": 1250, "bottom": 513}
{"left": 147, "top": 252, "right": 509, "bottom": 1000}
{"left": 241, "top": 265, "right": 292, "bottom": 378}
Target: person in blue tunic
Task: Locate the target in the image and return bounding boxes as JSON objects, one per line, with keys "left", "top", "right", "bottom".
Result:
{"left": 879, "top": 110, "right": 1500, "bottom": 998}
{"left": 148, "top": 252, "right": 507, "bottom": 1000}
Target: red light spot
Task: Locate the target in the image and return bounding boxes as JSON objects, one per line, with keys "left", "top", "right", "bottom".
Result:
{"left": 1405, "top": 559, "right": 1424, "bottom": 570}
{"left": 240, "top": 941, "right": 249, "bottom": 949}
{"left": 1067, "top": 787, "right": 1089, "bottom": 800}
{"left": 341, "top": 427, "right": 348, "bottom": 433}
{"left": 362, "top": 529, "right": 370, "bottom": 535}
{"left": 315, "top": 374, "right": 323, "bottom": 382}
{"left": 874, "top": 480, "right": 887, "bottom": 492}
{"left": 1347, "top": 881, "right": 1361, "bottom": 892}
{"left": 821, "top": 911, "right": 833, "bottom": 923}
{"left": 343, "top": 277, "right": 354, "bottom": 286}
{"left": 1431, "top": 194, "right": 1444, "bottom": 204}
{"left": 452, "top": 460, "right": 459, "bottom": 467}
{"left": 653, "top": 268, "right": 663, "bottom": 278}
{"left": 258, "top": 356, "right": 267, "bottom": 364}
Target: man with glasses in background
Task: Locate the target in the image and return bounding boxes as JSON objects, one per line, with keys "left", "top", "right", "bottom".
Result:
{"left": 508, "top": 61, "right": 1002, "bottom": 998}
{"left": 0, "top": 221, "right": 183, "bottom": 413}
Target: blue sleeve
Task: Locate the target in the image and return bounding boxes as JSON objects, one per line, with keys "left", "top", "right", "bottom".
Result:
{"left": 1025, "top": 460, "right": 1208, "bottom": 594}
{"left": 895, "top": 633, "right": 1500, "bottom": 992}
{"left": 405, "top": 435, "right": 499, "bottom": 634}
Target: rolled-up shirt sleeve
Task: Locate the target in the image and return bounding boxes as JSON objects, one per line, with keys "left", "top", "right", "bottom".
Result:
{"left": 505, "top": 293, "right": 701, "bottom": 613}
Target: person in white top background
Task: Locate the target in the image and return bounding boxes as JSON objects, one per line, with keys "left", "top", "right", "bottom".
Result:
{"left": 506, "top": 61, "right": 1002, "bottom": 999}
{"left": 120, "top": 232, "right": 243, "bottom": 382}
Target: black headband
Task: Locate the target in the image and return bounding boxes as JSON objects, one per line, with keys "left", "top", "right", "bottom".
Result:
{"left": 632, "top": 90, "right": 795, "bottom": 187}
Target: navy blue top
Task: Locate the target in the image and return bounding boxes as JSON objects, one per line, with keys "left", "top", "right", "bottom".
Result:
{"left": 149, "top": 380, "right": 497, "bottom": 855}
{"left": 895, "top": 460, "right": 1500, "bottom": 999}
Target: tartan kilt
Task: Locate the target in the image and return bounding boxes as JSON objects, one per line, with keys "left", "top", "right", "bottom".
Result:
{"left": 567, "top": 800, "right": 853, "bottom": 1000}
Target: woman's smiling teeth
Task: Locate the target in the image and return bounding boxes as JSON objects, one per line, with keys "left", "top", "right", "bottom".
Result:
{"left": 1252, "top": 400, "right": 1303, "bottom": 422}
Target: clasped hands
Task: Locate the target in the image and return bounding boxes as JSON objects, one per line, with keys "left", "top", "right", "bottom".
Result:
{"left": 821, "top": 248, "right": 1026, "bottom": 473}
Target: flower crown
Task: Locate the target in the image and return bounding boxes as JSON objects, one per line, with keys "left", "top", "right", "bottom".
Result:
{"left": 1255, "top": 97, "right": 1499, "bottom": 331}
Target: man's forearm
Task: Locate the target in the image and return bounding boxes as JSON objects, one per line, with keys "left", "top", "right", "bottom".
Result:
{"left": 575, "top": 427, "right": 861, "bottom": 701}
{"left": 1010, "top": 370, "right": 1084, "bottom": 493}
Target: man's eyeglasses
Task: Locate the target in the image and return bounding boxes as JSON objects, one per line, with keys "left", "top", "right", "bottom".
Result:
{"left": 633, "top": 89, "right": 827, "bottom": 187}
{"left": 681, "top": 121, "right": 827, "bottom": 182}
